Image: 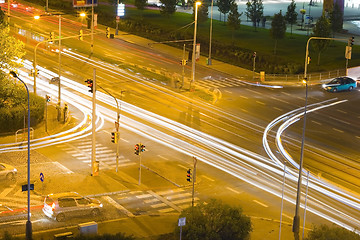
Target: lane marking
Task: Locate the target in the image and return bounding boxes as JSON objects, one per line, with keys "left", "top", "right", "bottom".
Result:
{"left": 202, "top": 175, "right": 215, "bottom": 182}
{"left": 177, "top": 164, "right": 188, "bottom": 170}
{"left": 333, "top": 128, "right": 344, "bottom": 133}
{"left": 0, "top": 187, "right": 14, "bottom": 198}
{"left": 336, "top": 109, "right": 347, "bottom": 114}
{"left": 253, "top": 200, "right": 268, "bottom": 208}
{"left": 240, "top": 95, "right": 248, "bottom": 99}
{"left": 256, "top": 101, "right": 265, "bottom": 105}
{"left": 226, "top": 187, "right": 240, "bottom": 194}
{"left": 121, "top": 138, "right": 129, "bottom": 143}
{"left": 102, "top": 196, "right": 134, "bottom": 217}
{"left": 273, "top": 107, "right": 282, "bottom": 111}
{"left": 53, "top": 161, "right": 73, "bottom": 174}
{"left": 148, "top": 190, "right": 182, "bottom": 212}
{"left": 311, "top": 120, "right": 322, "bottom": 125}
{"left": 158, "top": 155, "right": 168, "bottom": 160}
{"left": 282, "top": 213, "right": 293, "bottom": 220}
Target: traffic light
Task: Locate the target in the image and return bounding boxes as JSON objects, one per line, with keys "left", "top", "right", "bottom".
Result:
{"left": 111, "top": 132, "right": 118, "bottom": 143}
{"left": 79, "top": 29, "right": 83, "bottom": 41}
{"left": 307, "top": 56, "right": 311, "bottom": 64}
{"left": 49, "top": 31, "right": 55, "bottom": 41}
{"left": 187, "top": 169, "right": 192, "bottom": 182}
{"left": 106, "top": 27, "right": 110, "bottom": 38}
{"left": 350, "top": 36, "right": 355, "bottom": 46}
{"left": 85, "top": 79, "right": 93, "bottom": 93}
{"left": 181, "top": 59, "right": 187, "bottom": 66}
{"left": 140, "top": 144, "right": 145, "bottom": 152}
{"left": 46, "top": 95, "right": 51, "bottom": 102}
{"left": 134, "top": 144, "right": 140, "bottom": 155}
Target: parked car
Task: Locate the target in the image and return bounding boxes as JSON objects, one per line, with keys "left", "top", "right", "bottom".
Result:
{"left": 322, "top": 77, "right": 357, "bottom": 92}
{"left": 0, "top": 163, "right": 17, "bottom": 181}
{"left": 50, "top": 77, "right": 60, "bottom": 84}
{"left": 42, "top": 192, "right": 103, "bottom": 222}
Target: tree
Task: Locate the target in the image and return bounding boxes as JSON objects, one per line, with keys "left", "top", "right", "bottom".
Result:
{"left": 245, "top": 0, "right": 264, "bottom": 31}
{"left": 192, "top": 0, "right": 209, "bottom": 23}
{"left": 330, "top": 2, "right": 343, "bottom": 34}
{"left": 285, "top": 0, "right": 297, "bottom": 35}
{"left": 305, "top": 224, "right": 360, "bottom": 240}
{"left": 134, "top": 0, "right": 147, "bottom": 10}
{"left": 227, "top": 2, "right": 242, "bottom": 44}
{"left": 311, "top": 14, "right": 331, "bottom": 65}
{"left": 160, "top": 0, "right": 177, "bottom": 16}
{"left": 270, "top": 10, "right": 286, "bottom": 55}
{"left": 218, "top": 0, "right": 233, "bottom": 23}
{"left": 177, "top": 199, "right": 252, "bottom": 240}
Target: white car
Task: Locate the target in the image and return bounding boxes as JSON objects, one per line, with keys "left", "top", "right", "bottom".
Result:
{"left": 0, "top": 163, "right": 17, "bottom": 181}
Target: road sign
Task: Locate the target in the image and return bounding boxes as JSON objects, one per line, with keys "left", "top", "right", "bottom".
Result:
{"left": 22, "top": 184, "right": 34, "bottom": 192}
{"left": 40, "top": 172, "right": 44, "bottom": 182}
{"left": 178, "top": 217, "right": 186, "bottom": 226}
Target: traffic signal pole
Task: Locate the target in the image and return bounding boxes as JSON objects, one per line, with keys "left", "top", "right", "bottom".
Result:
{"left": 192, "top": 157, "right": 197, "bottom": 207}
{"left": 139, "top": 143, "right": 142, "bottom": 185}
{"left": 91, "top": 69, "right": 97, "bottom": 176}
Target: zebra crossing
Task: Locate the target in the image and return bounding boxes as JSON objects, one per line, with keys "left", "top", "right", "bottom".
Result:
{"left": 0, "top": 184, "right": 43, "bottom": 210}
{"left": 107, "top": 188, "right": 199, "bottom": 215}
{"left": 196, "top": 76, "right": 248, "bottom": 89}
{"left": 57, "top": 140, "right": 136, "bottom": 170}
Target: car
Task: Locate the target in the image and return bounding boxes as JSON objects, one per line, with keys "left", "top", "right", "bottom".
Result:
{"left": 322, "top": 77, "right": 357, "bottom": 92}
{"left": 0, "top": 163, "right": 17, "bottom": 181}
{"left": 42, "top": 192, "right": 103, "bottom": 222}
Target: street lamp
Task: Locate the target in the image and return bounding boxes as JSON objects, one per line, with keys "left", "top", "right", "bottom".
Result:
{"left": 9, "top": 71, "right": 32, "bottom": 240}
{"left": 190, "top": 1, "right": 201, "bottom": 90}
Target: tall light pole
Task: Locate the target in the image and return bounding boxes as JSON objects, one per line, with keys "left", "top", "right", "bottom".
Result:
{"left": 190, "top": 1, "right": 201, "bottom": 90}
{"left": 207, "top": 0, "right": 213, "bottom": 65}
{"left": 58, "top": 15, "right": 62, "bottom": 118}
{"left": 7, "top": 0, "right": 10, "bottom": 23}
{"left": 91, "top": 0, "right": 94, "bottom": 55}
{"left": 9, "top": 71, "right": 32, "bottom": 240}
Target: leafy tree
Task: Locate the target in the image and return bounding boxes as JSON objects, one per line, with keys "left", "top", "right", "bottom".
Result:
{"left": 270, "top": 10, "right": 286, "bottom": 55}
{"left": 305, "top": 224, "right": 360, "bottom": 240}
{"left": 218, "top": 0, "right": 233, "bottom": 23}
{"left": 245, "top": 0, "right": 264, "bottom": 31}
{"left": 134, "top": 0, "right": 147, "bottom": 10}
{"left": 160, "top": 0, "right": 177, "bottom": 16}
{"left": 330, "top": 2, "right": 343, "bottom": 34}
{"left": 177, "top": 199, "right": 252, "bottom": 240}
{"left": 285, "top": 0, "right": 297, "bottom": 35}
{"left": 227, "top": 2, "right": 242, "bottom": 44}
{"left": 192, "top": 0, "right": 209, "bottom": 23}
{"left": 311, "top": 14, "right": 331, "bottom": 65}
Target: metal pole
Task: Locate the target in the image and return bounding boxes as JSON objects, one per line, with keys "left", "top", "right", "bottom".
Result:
{"left": 116, "top": 90, "right": 124, "bottom": 172}
{"left": 190, "top": 2, "right": 200, "bottom": 90}
{"left": 302, "top": 171, "right": 310, "bottom": 240}
{"left": 180, "top": 226, "right": 182, "bottom": 240}
{"left": 45, "top": 0, "right": 48, "bottom": 11}
{"left": 45, "top": 98, "right": 48, "bottom": 133}
{"left": 208, "top": 0, "right": 213, "bottom": 65}
{"left": 182, "top": 44, "right": 185, "bottom": 88}
{"left": 10, "top": 72, "right": 32, "bottom": 240}
{"left": 116, "top": 0, "right": 119, "bottom": 35}
{"left": 192, "top": 156, "right": 197, "bottom": 207}
{"left": 139, "top": 143, "right": 142, "bottom": 185}
{"left": 91, "top": 0, "right": 94, "bottom": 55}
{"left": 279, "top": 162, "right": 286, "bottom": 240}
{"left": 58, "top": 15, "right": 62, "bottom": 108}
{"left": 7, "top": 0, "right": 10, "bottom": 23}
{"left": 91, "top": 69, "right": 96, "bottom": 176}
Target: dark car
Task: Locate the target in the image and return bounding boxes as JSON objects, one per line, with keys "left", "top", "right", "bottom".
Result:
{"left": 322, "top": 77, "right": 357, "bottom": 92}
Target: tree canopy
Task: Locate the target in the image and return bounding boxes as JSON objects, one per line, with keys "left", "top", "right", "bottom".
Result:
{"left": 245, "top": 0, "right": 264, "bottom": 31}
{"left": 311, "top": 14, "right": 331, "bottom": 65}
{"left": 177, "top": 199, "right": 252, "bottom": 240}
{"left": 160, "top": 0, "right": 177, "bottom": 16}
{"left": 270, "top": 10, "right": 286, "bottom": 54}
{"left": 330, "top": 2, "right": 343, "bottom": 33}
{"left": 305, "top": 224, "right": 360, "bottom": 240}
{"left": 218, "top": 0, "right": 233, "bottom": 23}
{"left": 227, "top": 2, "right": 242, "bottom": 44}
{"left": 134, "top": 0, "right": 147, "bottom": 10}
{"left": 285, "top": 0, "right": 297, "bottom": 35}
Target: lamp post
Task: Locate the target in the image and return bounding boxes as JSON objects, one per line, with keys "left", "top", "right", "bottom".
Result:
{"left": 190, "top": 1, "right": 201, "bottom": 90}
{"left": 207, "top": 0, "right": 213, "bottom": 65}
{"left": 9, "top": 71, "right": 32, "bottom": 240}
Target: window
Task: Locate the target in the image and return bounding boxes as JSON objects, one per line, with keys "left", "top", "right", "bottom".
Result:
{"left": 76, "top": 198, "right": 90, "bottom": 205}
{"left": 58, "top": 198, "right": 77, "bottom": 208}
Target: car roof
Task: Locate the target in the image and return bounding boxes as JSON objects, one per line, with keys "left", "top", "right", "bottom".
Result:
{"left": 47, "top": 192, "right": 81, "bottom": 200}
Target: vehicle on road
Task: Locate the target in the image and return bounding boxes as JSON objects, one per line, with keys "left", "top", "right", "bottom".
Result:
{"left": 42, "top": 192, "right": 103, "bottom": 222}
{"left": 0, "top": 163, "right": 17, "bottom": 181}
{"left": 50, "top": 77, "right": 60, "bottom": 84}
{"left": 322, "top": 77, "right": 357, "bottom": 92}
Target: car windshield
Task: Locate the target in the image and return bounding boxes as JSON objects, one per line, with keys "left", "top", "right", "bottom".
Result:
{"left": 329, "top": 79, "right": 341, "bottom": 84}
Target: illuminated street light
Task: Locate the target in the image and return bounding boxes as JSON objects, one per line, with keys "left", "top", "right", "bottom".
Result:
{"left": 190, "top": 1, "right": 201, "bottom": 90}
{"left": 79, "top": 12, "right": 86, "bottom": 18}
{"left": 9, "top": 71, "right": 32, "bottom": 240}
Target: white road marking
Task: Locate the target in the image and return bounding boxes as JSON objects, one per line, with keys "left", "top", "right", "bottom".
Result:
{"left": 311, "top": 120, "right": 322, "bottom": 125}
{"left": 253, "top": 200, "right": 268, "bottom": 208}
{"left": 0, "top": 187, "right": 13, "bottom": 198}
{"left": 226, "top": 187, "right": 240, "bottom": 194}
{"left": 256, "top": 101, "right": 265, "bottom": 105}
{"left": 333, "top": 128, "right": 344, "bottom": 133}
{"left": 158, "top": 155, "right": 168, "bottom": 160}
{"left": 273, "top": 107, "right": 283, "bottom": 111}
{"left": 53, "top": 161, "right": 73, "bottom": 174}
{"left": 177, "top": 164, "right": 188, "bottom": 170}
{"left": 102, "top": 196, "right": 134, "bottom": 217}
{"left": 202, "top": 175, "right": 215, "bottom": 181}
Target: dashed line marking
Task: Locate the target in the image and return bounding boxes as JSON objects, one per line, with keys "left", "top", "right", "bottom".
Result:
{"left": 311, "top": 120, "right": 322, "bottom": 125}
{"left": 120, "top": 138, "right": 129, "bottom": 143}
{"left": 253, "top": 200, "right": 268, "bottom": 208}
{"left": 226, "top": 187, "right": 240, "bottom": 194}
{"left": 202, "top": 175, "right": 215, "bottom": 182}
{"left": 256, "top": 101, "right": 265, "bottom": 105}
{"left": 177, "top": 164, "right": 188, "bottom": 170}
{"left": 273, "top": 107, "right": 282, "bottom": 111}
{"left": 240, "top": 95, "right": 248, "bottom": 99}
{"left": 336, "top": 109, "right": 347, "bottom": 114}
{"left": 333, "top": 128, "right": 344, "bottom": 133}
{"left": 158, "top": 155, "right": 168, "bottom": 160}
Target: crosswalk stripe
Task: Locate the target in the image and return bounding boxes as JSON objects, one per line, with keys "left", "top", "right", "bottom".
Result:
{"left": 155, "top": 189, "right": 185, "bottom": 196}
{"left": 102, "top": 196, "right": 134, "bottom": 217}
{"left": 0, "top": 188, "right": 14, "bottom": 198}
{"left": 147, "top": 190, "right": 182, "bottom": 212}
{"left": 165, "top": 193, "right": 191, "bottom": 200}
{"left": 158, "top": 208, "right": 174, "bottom": 213}
{"left": 150, "top": 203, "right": 167, "bottom": 208}
{"left": 173, "top": 197, "right": 199, "bottom": 205}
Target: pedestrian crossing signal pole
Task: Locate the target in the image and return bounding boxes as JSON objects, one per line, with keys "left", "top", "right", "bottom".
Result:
{"left": 192, "top": 156, "right": 197, "bottom": 207}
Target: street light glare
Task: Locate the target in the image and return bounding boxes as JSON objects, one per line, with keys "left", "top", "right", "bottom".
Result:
{"left": 79, "top": 12, "right": 86, "bottom": 17}
{"left": 196, "top": 1, "right": 201, "bottom": 6}
{"left": 34, "top": 15, "right": 40, "bottom": 20}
